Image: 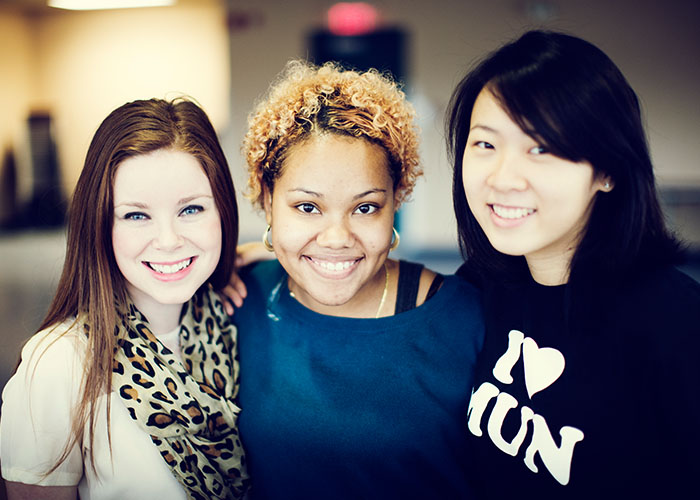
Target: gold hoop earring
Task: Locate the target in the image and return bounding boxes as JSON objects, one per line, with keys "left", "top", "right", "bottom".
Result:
{"left": 262, "top": 224, "right": 274, "bottom": 252}
{"left": 389, "top": 227, "right": 400, "bottom": 251}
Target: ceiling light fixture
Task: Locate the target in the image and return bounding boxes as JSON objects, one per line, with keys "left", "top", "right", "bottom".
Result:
{"left": 327, "top": 2, "right": 378, "bottom": 36}
{"left": 48, "top": 0, "right": 175, "bottom": 11}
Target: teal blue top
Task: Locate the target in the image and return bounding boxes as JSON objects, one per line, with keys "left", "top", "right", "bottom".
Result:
{"left": 235, "top": 260, "right": 484, "bottom": 499}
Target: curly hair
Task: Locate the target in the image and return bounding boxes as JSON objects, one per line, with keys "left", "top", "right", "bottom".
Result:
{"left": 243, "top": 60, "right": 421, "bottom": 209}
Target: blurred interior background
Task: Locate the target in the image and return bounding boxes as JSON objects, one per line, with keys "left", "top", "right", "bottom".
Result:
{"left": 0, "top": 2, "right": 698, "bottom": 488}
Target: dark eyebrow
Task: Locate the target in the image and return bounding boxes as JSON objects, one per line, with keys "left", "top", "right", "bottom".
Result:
{"left": 469, "top": 124, "right": 498, "bottom": 133}
{"left": 289, "top": 188, "right": 387, "bottom": 201}
{"left": 353, "top": 189, "right": 387, "bottom": 201}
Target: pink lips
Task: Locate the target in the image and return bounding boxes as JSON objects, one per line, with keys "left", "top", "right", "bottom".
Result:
{"left": 143, "top": 256, "right": 196, "bottom": 282}
{"left": 489, "top": 204, "right": 535, "bottom": 228}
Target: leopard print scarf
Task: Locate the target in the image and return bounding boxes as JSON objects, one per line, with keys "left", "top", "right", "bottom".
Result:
{"left": 112, "top": 285, "right": 250, "bottom": 499}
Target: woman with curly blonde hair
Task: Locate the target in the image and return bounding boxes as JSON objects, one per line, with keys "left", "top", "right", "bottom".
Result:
{"left": 230, "top": 60, "right": 484, "bottom": 498}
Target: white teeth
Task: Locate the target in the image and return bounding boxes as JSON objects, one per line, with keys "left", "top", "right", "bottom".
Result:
{"left": 149, "top": 258, "right": 192, "bottom": 274}
{"left": 492, "top": 205, "right": 534, "bottom": 219}
{"left": 317, "top": 260, "right": 353, "bottom": 271}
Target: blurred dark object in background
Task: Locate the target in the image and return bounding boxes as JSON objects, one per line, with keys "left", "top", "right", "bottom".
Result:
{"left": 310, "top": 26, "right": 406, "bottom": 84}
{"left": 0, "top": 112, "right": 66, "bottom": 232}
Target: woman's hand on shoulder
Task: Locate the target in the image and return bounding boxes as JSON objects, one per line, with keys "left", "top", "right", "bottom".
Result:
{"left": 220, "top": 241, "right": 275, "bottom": 315}
{"left": 5, "top": 482, "right": 78, "bottom": 500}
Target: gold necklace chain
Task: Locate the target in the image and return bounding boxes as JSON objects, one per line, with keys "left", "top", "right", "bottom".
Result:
{"left": 288, "top": 262, "right": 389, "bottom": 318}
{"left": 375, "top": 262, "right": 389, "bottom": 318}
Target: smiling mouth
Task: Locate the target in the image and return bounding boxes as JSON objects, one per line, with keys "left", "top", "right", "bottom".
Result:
{"left": 145, "top": 257, "right": 194, "bottom": 275}
{"left": 305, "top": 256, "right": 362, "bottom": 273}
{"left": 491, "top": 204, "right": 535, "bottom": 220}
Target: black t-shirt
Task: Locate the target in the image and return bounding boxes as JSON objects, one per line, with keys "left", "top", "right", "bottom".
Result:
{"left": 458, "top": 264, "right": 700, "bottom": 499}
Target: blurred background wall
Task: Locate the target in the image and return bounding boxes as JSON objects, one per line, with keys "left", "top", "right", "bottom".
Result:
{"left": 2, "top": 0, "right": 699, "bottom": 245}
{"left": 0, "top": 1, "right": 698, "bottom": 480}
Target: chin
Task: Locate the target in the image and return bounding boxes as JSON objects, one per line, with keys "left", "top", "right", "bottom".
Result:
{"left": 312, "top": 290, "right": 356, "bottom": 307}
{"left": 301, "top": 283, "right": 359, "bottom": 308}
{"left": 488, "top": 240, "right": 529, "bottom": 257}
{"left": 153, "top": 289, "right": 199, "bottom": 306}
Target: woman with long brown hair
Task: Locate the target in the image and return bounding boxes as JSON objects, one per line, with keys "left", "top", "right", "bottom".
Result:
{"left": 0, "top": 98, "right": 248, "bottom": 499}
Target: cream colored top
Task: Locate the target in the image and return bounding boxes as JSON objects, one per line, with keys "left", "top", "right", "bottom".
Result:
{"left": 0, "top": 320, "right": 186, "bottom": 500}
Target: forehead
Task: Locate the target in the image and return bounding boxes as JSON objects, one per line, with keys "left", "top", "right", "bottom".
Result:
{"left": 278, "top": 134, "right": 392, "bottom": 188}
{"left": 471, "top": 89, "right": 518, "bottom": 128}
{"left": 113, "top": 149, "right": 211, "bottom": 199}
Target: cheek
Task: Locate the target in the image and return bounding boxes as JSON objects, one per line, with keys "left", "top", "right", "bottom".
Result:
{"left": 538, "top": 179, "right": 598, "bottom": 232}
{"left": 269, "top": 206, "right": 308, "bottom": 249}
{"left": 111, "top": 226, "right": 147, "bottom": 283}
{"left": 273, "top": 221, "right": 309, "bottom": 253}
{"left": 462, "top": 167, "right": 486, "bottom": 214}
{"left": 462, "top": 162, "right": 481, "bottom": 198}
{"left": 112, "top": 226, "right": 143, "bottom": 261}
{"left": 544, "top": 173, "right": 596, "bottom": 207}
{"left": 356, "top": 216, "right": 394, "bottom": 250}
{"left": 197, "top": 213, "right": 223, "bottom": 252}
{"left": 568, "top": 190, "right": 598, "bottom": 225}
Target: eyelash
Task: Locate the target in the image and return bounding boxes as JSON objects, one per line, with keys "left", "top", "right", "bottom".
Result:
{"left": 180, "top": 205, "right": 204, "bottom": 216}
{"left": 529, "top": 145, "right": 548, "bottom": 155}
{"left": 354, "top": 203, "right": 378, "bottom": 215}
{"left": 472, "top": 141, "right": 549, "bottom": 155}
{"left": 293, "top": 203, "right": 379, "bottom": 215}
{"left": 123, "top": 211, "right": 148, "bottom": 221}
{"left": 295, "top": 203, "right": 319, "bottom": 214}
{"left": 474, "top": 140, "right": 494, "bottom": 150}
{"left": 121, "top": 205, "right": 204, "bottom": 221}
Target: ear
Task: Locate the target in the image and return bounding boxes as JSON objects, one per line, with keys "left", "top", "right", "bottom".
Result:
{"left": 262, "top": 185, "right": 273, "bottom": 224}
{"left": 391, "top": 186, "right": 401, "bottom": 211}
{"left": 597, "top": 175, "right": 614, "bottom": 193}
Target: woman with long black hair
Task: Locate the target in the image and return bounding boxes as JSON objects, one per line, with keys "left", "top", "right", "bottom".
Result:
{"left": 447, "top": 30, "right": 700, "bottom": 498}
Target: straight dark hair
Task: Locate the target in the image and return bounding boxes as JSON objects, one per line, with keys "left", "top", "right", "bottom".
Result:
{"left": 447, "top": 30, "right": 683, "bottom": 289}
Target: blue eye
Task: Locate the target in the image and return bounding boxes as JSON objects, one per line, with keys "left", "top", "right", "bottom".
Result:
{"left": 529, "top": 145, "right": 548, "bottom": 155}
{"left": 295, "top": 203, "right": 319, "bottom": 214}
{"left": 354, "top": 204, "right": 378, "bottom": 215}
{"left": 124, "top": 212, "right": 148, "bottom": 221}
{"left": 180, "top": 205, "right": 203, "bottom": 216}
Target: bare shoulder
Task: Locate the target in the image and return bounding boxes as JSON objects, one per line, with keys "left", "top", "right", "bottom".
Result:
{"left": 416, "top": 266, "right": 441, "bottom": 307}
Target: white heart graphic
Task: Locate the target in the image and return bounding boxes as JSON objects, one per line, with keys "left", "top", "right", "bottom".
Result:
{"left": 522, "top": 337, "right": 565, "bottom": 399}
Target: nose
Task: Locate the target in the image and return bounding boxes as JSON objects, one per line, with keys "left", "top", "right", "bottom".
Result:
{"left": 316, "top": 217, "right": 353, "bottom": 249}
{"left": 486, "top": 150, "right": 528, "bottom": 192}
{"left": 153, "top": 219, "right": 184, "bottom": 251}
